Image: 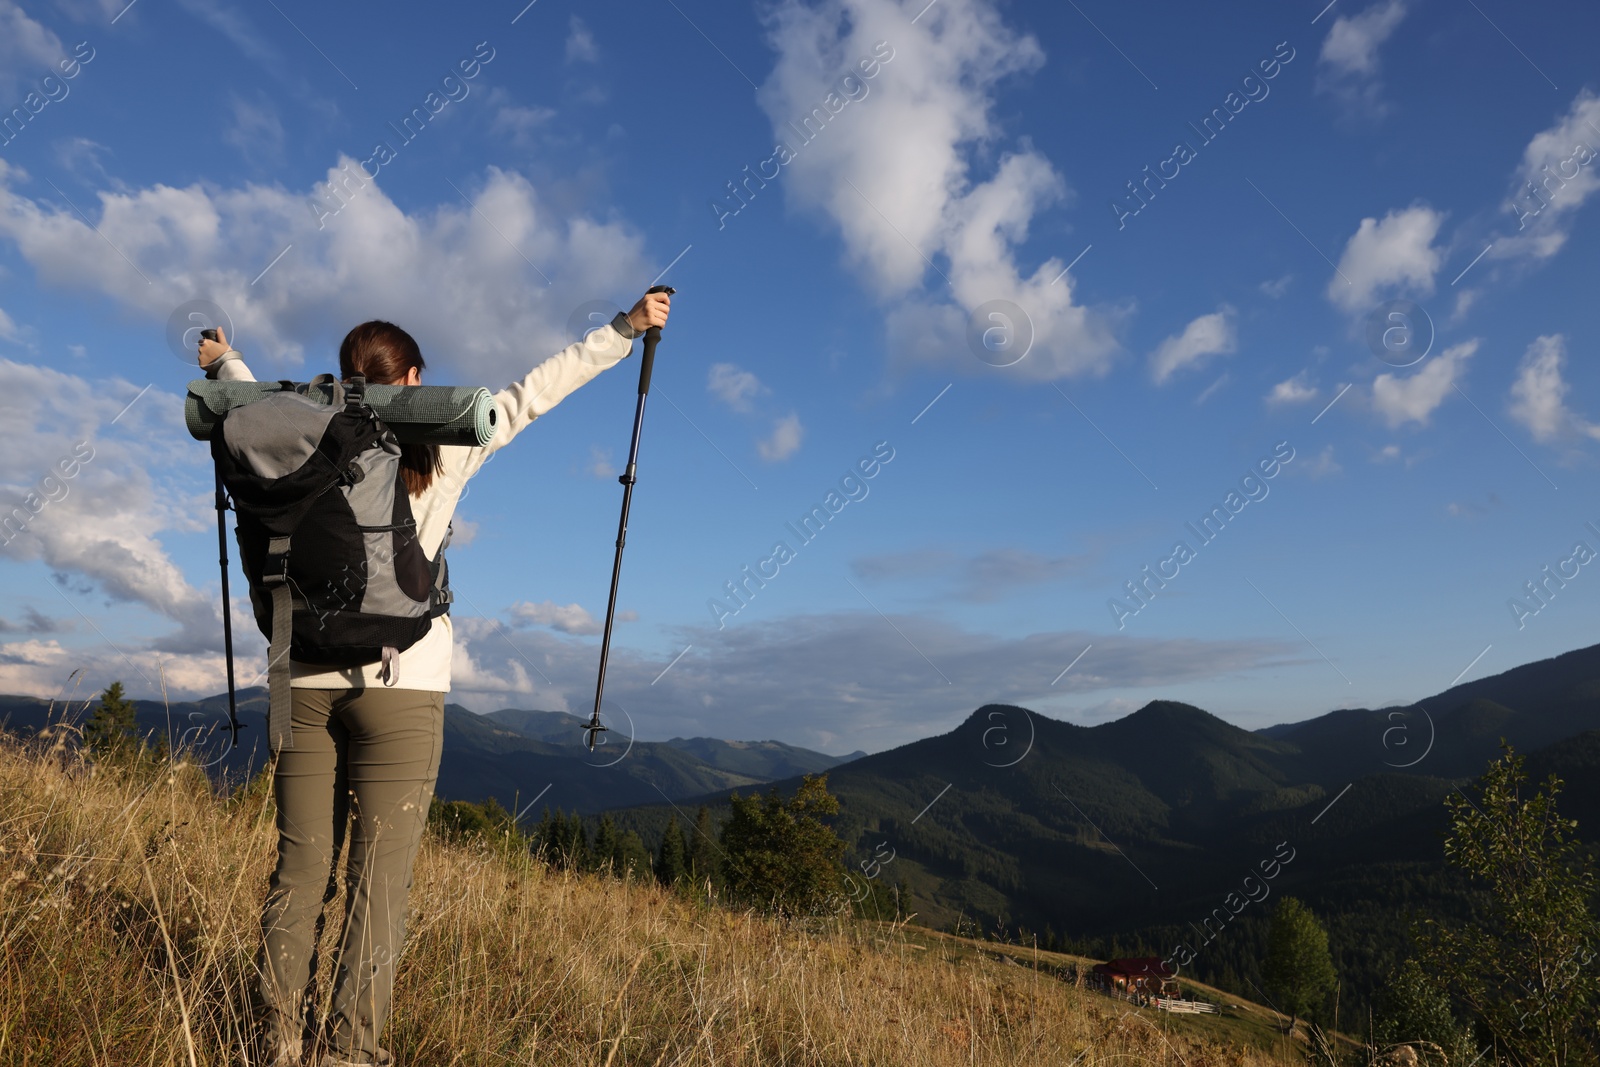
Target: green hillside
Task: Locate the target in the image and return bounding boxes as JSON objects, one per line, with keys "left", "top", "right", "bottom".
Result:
{"left": 598, "top": 646, "right": 1600, "bottom": 1019}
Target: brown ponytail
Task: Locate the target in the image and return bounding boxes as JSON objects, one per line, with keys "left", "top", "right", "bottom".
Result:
{"left": 338, "top": 320, "right": 439, "bottom": 496}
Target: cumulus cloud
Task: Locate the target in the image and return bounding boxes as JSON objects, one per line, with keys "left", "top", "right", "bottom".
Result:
{"left": 1496, "top": 91, "right": 1600, "bottom": 263}
{"left": 757, "top": 411, "right": 804, "bottom": 462}
{"left": 1508, "top": 333, "right": 1600, "bottom": 444}
{"left": 0, "top": 158, "right": 653, "bottom": 385}
{"left": 565, "top": 15, "right": 599, "bottom": 63}
{"left": 1266, "top": 372, "right": 1318, "bottom": 406}
{"left": 707, "top": 363, "right": 769, "bottom": 412}
{"left": 443, "top": 608, "right": 1298, "bottom": 751}
{"left": 757, "top": 0, "right": 1118, "bottom": 381}
{"left": 1371, "top": 338, "right": 1476, "bottom": 427}
{"left": 1149, "top": 306, "right": 1236, "bottom": 384}
{"left": 0, "top": 359, "right": 220, "bottom": 653}
{"left": 1327, "top": 204, "right": 1445, "bottom": 313}
{"left": 1316, "top": 0, "right": 1408, "bottom": 116}
{"left": 0, "top": 0, "right": 66, "bottom": 96}
{"left": 448, "top": 517, "right": 478, "bottom": 548}
{"left": 706, "top": 363, "right": 800, "bottom": 461}
{"left": 509, "top": 599, "right": 603, "bottom": 635}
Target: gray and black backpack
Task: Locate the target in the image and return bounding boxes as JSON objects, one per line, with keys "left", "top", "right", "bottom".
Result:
{"left": 210, "top": 375, "right": 450, "bottom": 751}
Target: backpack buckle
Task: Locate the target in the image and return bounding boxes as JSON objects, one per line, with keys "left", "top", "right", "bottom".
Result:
{"left": 262, "top": 536, "right": 291, "bottom": 587}
{"left": 344, "top": 374, "right": 367, "bottom": 412}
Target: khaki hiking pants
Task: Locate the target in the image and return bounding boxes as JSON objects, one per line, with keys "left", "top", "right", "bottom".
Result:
{"left": 257, "top": 687, "right": 444, "bottom": 1060}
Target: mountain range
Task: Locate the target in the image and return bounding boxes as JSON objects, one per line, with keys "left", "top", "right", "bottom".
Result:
{"left": 7, "top": 641, "right": 1600, "bottom": 1013}
{"left": 596, "top": 642, "right": 1600, "bottom": 1013}
{"left": 0, "top": 686, "right": 862, "bottom": 814}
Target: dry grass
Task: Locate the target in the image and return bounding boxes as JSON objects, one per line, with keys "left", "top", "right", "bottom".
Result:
{"left": 0, "top": 724, "right": 1298, "bottom": 1067}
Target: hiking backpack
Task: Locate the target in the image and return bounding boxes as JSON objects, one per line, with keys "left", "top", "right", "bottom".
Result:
{"left": 210, "top": 375, "right": 451, "bottom": 751}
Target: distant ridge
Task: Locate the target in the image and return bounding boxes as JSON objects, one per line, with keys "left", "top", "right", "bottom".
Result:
{"left": 599, "top": 641, "right": 1600, "bottom": 1016}
{"left": 0, "top": 688, "right": 863, "bottom": 815}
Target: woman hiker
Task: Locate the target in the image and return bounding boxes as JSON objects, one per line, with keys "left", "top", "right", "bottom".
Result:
{"left": 197, "top": 287, "right": 671, "bottom": 1067}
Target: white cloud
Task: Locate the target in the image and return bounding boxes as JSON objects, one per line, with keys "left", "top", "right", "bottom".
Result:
{"left": 0, "top": 641, "right": 240, "bottom": 708}
{"left": 758, "top": 0, "right": 1118, "bottom": 381}
{"left": 1316, "top": 0, "right": 1408, "bottom": 115}
{"left": 757, "top": 411, "right": 804, "bottom": 462}
{"left": 0, "top": 157, "right": 652, "bottom": 385}
{"left": 509, "top": 600, "right": 603, "bottom": 636}
{"left": 0, "top": 0, "right": 65, "bottom": 95}
{"left": 1303, "top": 444, "right": 1341, "bottom": 479}
{"left": 1496, "top": 91, "right": 1600, "bottom": 262}
{"left": 0, "top": 637, "right": 66, "bottom": 665}
{"left": 1259, "top": 274, "right": 1292, "bottom": 298}
{"left": 1371, "top": 338, "right": 1476, "bottom": 428}
{"left": 1508, "top": 333, "right": 1600, "bottom": 444}
{"left": 707, "top": 363, "right": 768, "bottom": 412}
{"left": 1149, "top": 306, "right": 1235, "bottom": 384}
{"left": 583, "top": 445, "right": 616, "bottom": 479}
{"left": 1194, "top": 374, "right": 1228, "bottom": 406}
{"left": 1266, "top": 372, "right": 1318, "bottom": 406}
{"left": 53, "top": 138, "right": 116, "bottom": 187}
{"left": 490, "top": 95, "right": 558, "bottom": 149}
{"left": 1327, "top": 204, "right": 1445, "bottom": 313}
{"left": 565, "top": 15, "right": 599, "bottom": 63}
{"left": 224, "top": 94, "right": 286, "bottom": 169}
{"left": 0, "top": 359, "right": 219, "bottom": 652}
{"left": 0, "top": 307, "right": 18, "bottom": 342}
{"left": 441, "top": 608, "right": 1297, "bottom": 751}
{"left": 448, "top": 517, "right": 478, "bottom": 548}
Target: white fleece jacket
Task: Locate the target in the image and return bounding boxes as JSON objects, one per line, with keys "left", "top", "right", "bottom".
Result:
{"left": 211, "top": 316, "right": 639, "bottom": 691}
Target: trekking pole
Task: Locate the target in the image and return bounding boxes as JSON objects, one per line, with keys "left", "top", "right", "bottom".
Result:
{"left": 585, "top": 285, "right": 674, "bottom": 751}
{"left": 214, "top": 468, "right": 241, "bottom": 747}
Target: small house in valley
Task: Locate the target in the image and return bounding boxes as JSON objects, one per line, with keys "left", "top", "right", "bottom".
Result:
{"left": 1089, "top": 957, "right": 1180, "bottom": 999}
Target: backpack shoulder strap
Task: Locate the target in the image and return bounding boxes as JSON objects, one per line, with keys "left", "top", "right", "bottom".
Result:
{"left": 261, "top": 533, "right": 295, "bottom": 751}
{"left": 428, "top": 520, "right": 453, "bottom": 618}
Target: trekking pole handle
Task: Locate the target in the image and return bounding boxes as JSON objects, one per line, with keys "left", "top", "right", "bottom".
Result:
{"left": 636, "top": 285, "right": 673, "bottom": 395}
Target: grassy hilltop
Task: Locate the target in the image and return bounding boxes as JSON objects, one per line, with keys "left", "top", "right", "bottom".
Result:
{"left": 0, "top": 723, "right": 1307, "bottom": 1066}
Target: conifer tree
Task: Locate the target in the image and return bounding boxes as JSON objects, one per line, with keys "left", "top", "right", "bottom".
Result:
{"left": 689, "top": 804, "right": 721, "bottom": 890}
{"left": 613, "top": 830, "right": 652, "bottom": 878}
{"left": 656, "top": 818, "right": 688, "bottom": 887}
{"left": 592, "top": 814, "right": 619, "bottom": 872}
{"left": 83, "top": 681, "right": 138, "bottom": 759}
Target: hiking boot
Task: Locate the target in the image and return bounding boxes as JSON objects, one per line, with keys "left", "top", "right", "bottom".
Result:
{"left": 252, "top": 1011, "right": 303, "bottom": 1067}
{"left": 317, "top": 1048, "right": 393, "bottom": 1067}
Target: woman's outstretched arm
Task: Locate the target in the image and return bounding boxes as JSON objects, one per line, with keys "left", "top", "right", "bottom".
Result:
{"left": 473, "top": 289, "right": 672, "bottom": 463}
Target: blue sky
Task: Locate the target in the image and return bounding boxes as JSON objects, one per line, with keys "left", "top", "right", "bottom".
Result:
{"left": 1, "top": 0, "right": 1598, "bottom": 754}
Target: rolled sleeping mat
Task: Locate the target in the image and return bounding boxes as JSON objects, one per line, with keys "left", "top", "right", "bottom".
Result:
{"left": 185, "top": 379, "right": 499, "bottom": 446}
